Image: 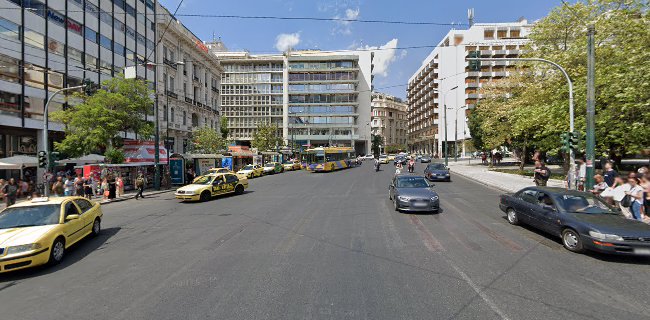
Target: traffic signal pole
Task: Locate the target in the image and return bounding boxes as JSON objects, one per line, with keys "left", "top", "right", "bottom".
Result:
{"left": 42, "top": 85, "right": 85, "bottom": 197}
{"left": 585, "top": 25, "right": 596, "bottom": 190}
{"left": 467, "top": 57, "right": 575, "bottom": 188}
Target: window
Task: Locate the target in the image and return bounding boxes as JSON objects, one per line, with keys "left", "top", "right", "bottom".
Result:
{"left": 171, "top": 107, "right": 175, "bottom": 122}
{"left": 0, "top": 18, "right": 20, "bottom": 42}
{"left": 85, "top": 1, "right": 99, "bottom": 17}
{"left": 510, "top": 29, "right": 521, "bottom": 38}
{"left": 24, "top": 64, "right": 46, "bottom": 89}
{"left": 518, "top": 189, "right": 538, "bottom": 204}
{"left": 125, "top": 4, "right": 135, "bottom": 17}
{"left": 0, "top": 54, "right": 19, "bottom": 83}
{"left": 24, "top": 28, "right": 45, "bottom": 48}
{"left": 24, "top": 0, "right": 46, "bottom": 17}
{"left": 48, "top": 38, "right": 64, "bottom": 55}
{"left": 74, "top": 199, "right": 93, "bottom": 213}
{"left": 126, "top": 26, "right": 136, "bottom": 39}
{"left": 85, "top": 54, "right": 98, "bottom": 70}
{"left": 114, "top": 42, "right": 125, "bottom": 56}
{"left": 182, "top": 111, "right": 187, "bottom": 125}
{"left": 497, "top": 29, "right": 507, "bottom": 39}
{"left": 100, "top": 35, "right": 112, "bottom": 50}
{"left": 0, "top": 90, "right": 21, "bottom": 116}
{"left": 115, "top": 19, "right": 126, "bottom": 33}
{"left": 64, "top": 202, "right": 80, "bottom": 218}
{"left": 483, "top": 29, "right": 495, "bottom": 39}
{"left": 225, "top": 174, "right": 238, "bottom": 184}
{"left": 85, "top": 27, "right": 98, "bottom": 43}
{"left": 114, "top": 0, "right": 125, "bottom": 10}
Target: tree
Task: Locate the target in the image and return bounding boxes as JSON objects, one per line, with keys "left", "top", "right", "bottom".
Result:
{"left": 251, "top": 122, "right": 282, "bottom": 152}
{"left": 51, "top": 75, "right": 154, "bottom": 157}
{"left": 385, "top": 144, "right": 407, "bottom": 154}
{"left": 219, "top": 116, "right": 229, "bottom": 139}
{"left": 472, "top": 0, "right": 650, "bottom": 165}
{"left": 371, "top": 134, "right": 383, "bottom": 157}
{"left": 189, "top": 127, "right": 228, "bottom": 154}
{"left": 104, "top": 148, "right": 125, "bottom": 164}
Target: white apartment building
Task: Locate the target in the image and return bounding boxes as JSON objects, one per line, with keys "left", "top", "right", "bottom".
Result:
{"left": 155, "top": 3, "right": 221, "bottom": 154}
{"left": 371, "top": 92, "right": 408, "bottom": 148}
{"left": 211, "top": 49, "right": 373, "bottom": 155}
{"left": 0, "top": 0, "right": 158, "bottom": 179}
{"left": 407, "top": 18, "right": 532, "bottom": 156}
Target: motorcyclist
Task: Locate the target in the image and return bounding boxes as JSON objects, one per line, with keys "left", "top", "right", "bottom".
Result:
{"left": 408, "top": 157, "right": 415, "bottom": 173}
{"left": 374, "top": 157, "right": 380, "bottom": 172}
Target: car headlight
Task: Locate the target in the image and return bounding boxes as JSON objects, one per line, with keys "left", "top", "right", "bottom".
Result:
{"left": 445, "top": 173, "right": 450, "bottom": 176}
{"left": 397, "top": 196, "right": 410, "bottom": 201}
{"left": 6, "top": 243, "right": 42, "bottom": 255}
{"left": 183, "top": 191, "right": 195, "bottom": 195}
{"left": 431, "top": 195, "right": 439, "bottom": 201}
{"left": 588, "top": 231, "right": 623, "bottom": 241}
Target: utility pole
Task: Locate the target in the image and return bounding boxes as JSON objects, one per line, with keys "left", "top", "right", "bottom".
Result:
{"left": 443, "top": 86, "right": 458, "bottom": 166}
{"left": 585, "top": 24, "right": 596, "bottom": 190}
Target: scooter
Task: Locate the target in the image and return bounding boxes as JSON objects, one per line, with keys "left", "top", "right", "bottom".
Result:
{"left": 375, "top": 162, "right": 380, "bottom": 172}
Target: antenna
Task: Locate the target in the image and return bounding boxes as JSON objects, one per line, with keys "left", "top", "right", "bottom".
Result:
{"left": 468, "top": 8, "right": 475, "bottom": 27}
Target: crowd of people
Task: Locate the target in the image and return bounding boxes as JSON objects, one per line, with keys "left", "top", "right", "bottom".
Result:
{"left": 589, "top": 162, "right": 649, "bottom": 222}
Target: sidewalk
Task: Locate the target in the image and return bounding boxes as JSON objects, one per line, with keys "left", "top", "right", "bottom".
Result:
{"left": 8, "top": 188, "right": 174, "bottom": 207}
{"left": 447, "top": 161, "right": 564, "bottom": 193}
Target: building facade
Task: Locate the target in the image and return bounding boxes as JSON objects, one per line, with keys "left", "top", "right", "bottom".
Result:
{"left": 407, "top": 19, "right": 531, "bottom": 156}
{"left": 0, "top": 0, "right": 158, "bottom": 168}
{"left": 155, "top": 3, "right": 221, "bottom": 154}
{"left": 211, "top": 49, "right": 373, "bottom": 155}
{"left": 371, "top": 92, "right": 408, "bottom": 149}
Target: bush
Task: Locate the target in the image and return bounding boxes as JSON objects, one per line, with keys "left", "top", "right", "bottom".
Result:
{"left": 104, "top": 148, "right": 125, "bottom": 164}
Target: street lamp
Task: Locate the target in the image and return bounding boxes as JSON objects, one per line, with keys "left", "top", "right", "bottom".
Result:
{"left": 132, "top": 61, "right": 184, "bottom": 190}
{"left": 447, "top": 105, "right": 467, "bottom": 162}
{"left": 442, "top": 86, "right": 458, "bottom": 166}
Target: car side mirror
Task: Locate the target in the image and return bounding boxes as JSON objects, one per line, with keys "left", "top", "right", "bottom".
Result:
{"left": 65, "top": 214, "right": 80, "bottom": 221}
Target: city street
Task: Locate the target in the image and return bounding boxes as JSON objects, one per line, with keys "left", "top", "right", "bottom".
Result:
{"left": 1, "top": 163, "right": 649, "bottom": 320}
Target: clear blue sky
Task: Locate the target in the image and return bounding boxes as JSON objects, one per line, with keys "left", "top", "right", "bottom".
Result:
{"left": 159, "top": 0, "right": 561, "bottom": 99}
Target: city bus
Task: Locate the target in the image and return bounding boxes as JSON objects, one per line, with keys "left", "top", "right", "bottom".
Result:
{"left": 302, "top": 147, "right": 356, "bottom": 172}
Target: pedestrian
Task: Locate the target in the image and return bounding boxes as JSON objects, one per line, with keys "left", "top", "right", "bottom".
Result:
{"left": 625, "top": 176, "right": 644, "bottom": 222}
{"left": 533, "top": 161, "right": 551, "bottom": 186}
{"left": 637, "top": 166, "right": 648, "bottom": 180}
{"left": 101, "top": 178, "right": 109, "bottom": 200}
{"left": 611, "top": 176, "right": 632, "bottom": 219}
{"left": 107, "top": 174, "right": 116, "bottom": 200}
{"left": 2, "top": 178, "right": 18, "bottom": 207}
{"left": 481, "top": 153, "right": 487, "bottom": 165}
{"left": 186, "top": 168, "right": 195, "bottom": 186}
{"left": 602, "top": 161, "right": 618, "bottom": 188}
{"left": 83, "top": 177, "right": 94, "bottom": 200}
{"left": 52, "top": 176, "right": 65, "bottom": 197}
{"left": 408, "top": 157, "right": 415, "bottom": 173}
{"left": 641, "top": 175, "right": 650, "bottom": 220}
{"left": 64, "top": 175, "right": 74, "bottom": 196}
{"left": 0, "top": 178, "right": 5, "bottom": 204}
{"left": 74, "top": 174, "right": 84, "bottom": 197}
{"left": 116, "top": 174, "right": 124, "bottom": 197}
{"left": 590, "top": 174, "right": 608, "bottom": 196}
{"left": 135, "top": 173, "right": 146, "bottom": 199}
{"left": 575, "top": 159, "right": 586, "bottom": 191}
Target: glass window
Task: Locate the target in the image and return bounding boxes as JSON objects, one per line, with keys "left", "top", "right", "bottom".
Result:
{"left": 100, "top": 35, "right": 112, "bottom": 50}
{"left": 24, "top": 28, "right": 45, "bottom": 48}
{"left": 0, "top": 90, "right": 21, "bottom": 116}
{"left": 47, "top": 38, "right": 64, "bottom": 55}
{"left": 0, "top": 54, "right": 20, "bottom": 83}
{"left": 85, "top": 54, "right": 98, "bottom": 70}
{"left": 85, "top": 2, "right": 99, "bottom": 17}
{"left": 67, "top": 18, "right": 83, "bottom": 36}
{"left": 74, "top": 199, "right": 93, "bottom": 213}
{"left": 114, "top": 0, "right": 125, "bottom": 10}
{"left": 85, "top": 27, "right": 98, "bottom": 43}
{"left": 0, "top": 18, "right": 20, "bottom": 42}
{"left": 125, "top": 4, "right": 135, "bottom": 17}
{"left": 114, "top": 42, "right": 125, "bottom": 56}
{"left": 24, "top": 64, "right": 46, "bottom": 89}
{"left": 126, "top": 26, "right": 136, "bottom": 39}
{"left": 24, "top": 0, "right": 46, "bottom": 17}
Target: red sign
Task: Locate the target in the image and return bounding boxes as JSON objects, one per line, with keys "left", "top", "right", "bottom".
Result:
{"left": 67, "top": 19, "right": 82, "bottom": 34}
{"left": 195, "top": 40, "right": 208, "bottom": 53}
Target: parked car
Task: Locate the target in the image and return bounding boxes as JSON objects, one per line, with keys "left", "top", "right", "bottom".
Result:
{"left": 175, "top": 173, "right": 248, "bottom": 202}
{"left": 420, "top": 156, "right": 432, "bottom": 163}
{"left": 282, "top": 160, "right": 302, "bottom": 171}
{"left": 424, "top": 163, "right": 451, "bottom": 181}
{"left": 363, "top": 154, "right": 376, "bottom": 160}
{"left": 378, "top": 155, "right": 389, "bottom": 164}
{"left": 263, "top": 162, "right": 283, "bottom": 174}
{"left": 237, "top": 164, "right": 264, "bottom": 178}
{"left": 499, "top": 187, "right": 650, "bottom": 255}
{"left": 0, "top": 196, "right": 103, "bottom": 273}
{"left": 388, "top": 175, "right": 440, "bottom": 213}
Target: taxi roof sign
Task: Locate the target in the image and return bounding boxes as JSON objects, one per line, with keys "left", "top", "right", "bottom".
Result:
{"left": 31, "top": 197, "right": 50, "bottom": 203}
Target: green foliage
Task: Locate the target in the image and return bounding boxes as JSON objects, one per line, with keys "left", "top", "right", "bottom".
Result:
{"left": 51, "top": 75, "right": 154, "bottom": 157}
{"left": 384, "top": 144, "right": 407, "bottom": 154}
{"left": 472, "top": 0, "right": 650, "bottom": 160}
{"left": 104, "top": 148, "right": 125, "bottom": 164}
{"left": 251, "top": 122, "right": 282, "bottom": 152}
{"left": 189, "top": 127, "right": 228, "bottom": 154}
{"left": 371, "top": 134, "right": 383, "bottom": 157}
{"left": 219, "top": 116, "right": 229, "bottom": 139}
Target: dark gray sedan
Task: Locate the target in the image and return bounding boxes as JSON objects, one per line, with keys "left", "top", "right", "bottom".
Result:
{"left": 388, "top": 175, "right": 440, "bottom": 213}
{"left": 424, "top": 163, "right": 451, "bottom": 181}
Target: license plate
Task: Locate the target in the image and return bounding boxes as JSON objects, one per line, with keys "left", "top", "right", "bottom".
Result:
{"left": 413, "top": 202, "right": 428, "bottom": 207}
{"left": 634, "top": 248, "right": 650, "bottom": 255}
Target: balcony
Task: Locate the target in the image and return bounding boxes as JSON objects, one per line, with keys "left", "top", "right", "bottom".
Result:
{"left": 185, "top": 97, "right": 193, "bottom": 104}
{"left": 163, "top": 58, "right": 177, "bottom": 69}
{"left": 166, "top": 90, "right": 178, "bottom": 99}
{"left": 211, "top": 86, "right": 219, "bottom": 93}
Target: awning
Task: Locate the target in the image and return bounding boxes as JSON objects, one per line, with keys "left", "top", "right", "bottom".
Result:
{"left": 123, "top": 140, "right": 168, "bottom": 164}
{"left": 183, "top": 153, "right": 225, "bottom": 159}
{"left": 229, "top": 152, "right": 254, "bottom": 157}
{"left": 0, "top": 155, "right": 38, "bottom": 169}
{"left": 59, "top": 153, "right": 105, "bottom": 164}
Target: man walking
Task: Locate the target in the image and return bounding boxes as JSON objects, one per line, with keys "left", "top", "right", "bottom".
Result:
{"left": 135, "top": 173, "right": 146, "bottom": 199}
{"left": 533, "top": 161, "right": 551, "bottom": 186}
{"left": 2, "top": 178, "right": 18, "bottom": 207}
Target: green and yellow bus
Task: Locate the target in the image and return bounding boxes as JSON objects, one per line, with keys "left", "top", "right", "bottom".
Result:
{"left": 302, "top": 147, "right": 356, "bottom": 172}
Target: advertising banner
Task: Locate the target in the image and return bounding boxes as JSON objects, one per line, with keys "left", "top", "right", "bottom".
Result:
{"left": 196, "top": 158, "right": 215, "bottom": 176}
{"left": 253, "top": 155, "right": 262, "bottom": 166}
{"left": 221, "top": 157, "right": 233, "bottom": 171}
{"left": 170, "top": 158, "right": 184, "bottom": 185}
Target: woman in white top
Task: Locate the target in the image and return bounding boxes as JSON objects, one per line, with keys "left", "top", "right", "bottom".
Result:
{"left": 626, "top": 176, "right": 644, "bottom": 221}
{"left": 610, "top": 176, "right": 632, "bottom": 219}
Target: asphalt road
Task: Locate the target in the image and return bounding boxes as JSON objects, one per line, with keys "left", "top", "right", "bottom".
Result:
{"left": 1, "top": 162, "right": 649, "bottom": 320}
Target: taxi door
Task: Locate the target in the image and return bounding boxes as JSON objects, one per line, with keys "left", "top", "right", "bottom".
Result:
{"left": 211, "top": 176, "right": 227, "bottom": 196}
{"left": 62, "top": 200, "right": 86, "bottom": 245}
{"left": 223, "top": 174, "right": 238, "bottom": 194}
{"left": 74, "top": 198, "right": 98, "bottom": 235}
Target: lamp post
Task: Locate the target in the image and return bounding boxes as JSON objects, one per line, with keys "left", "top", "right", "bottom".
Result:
{"left": 448, "top": 105, "right": 467, "bottom": 162}
{"left": 442, "top": 86, "right": 458, "bottom": 166}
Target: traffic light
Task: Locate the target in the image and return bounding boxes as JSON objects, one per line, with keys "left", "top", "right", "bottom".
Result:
{"left": 560, "top": 132, "right": 570, "bottom": 152}
{"left": 38, "top": 151, "right": 48, "bottom": 168}
{"left": 568, "top": 131, "right": 580, "bottom": 151}
{"left": 49, "top": 151, "right": 60, "bottom": 168}
{"left": 468, "top": 51, "right": 481, "bottom": 72}
{"left": 83, "top": 78, "right": 97, "bottom": 96}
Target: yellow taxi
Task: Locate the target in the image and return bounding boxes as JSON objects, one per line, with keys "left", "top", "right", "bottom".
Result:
{"left": 236, "top": 164, "right": 264, "bottom": 178}
{"left": 175, "top": 173, "right": 249, "bottom": 202}
{"left": 387, "top": 154, "right": 396, "bottom": 161}
{"left": 197, "top": 167, "right": 247, "bottom": 181}
{"left": 0, "top": 196, "right": 103, "bottom": 273}
{"left": 282, "top": 160, "right": 302, "bottom": 171}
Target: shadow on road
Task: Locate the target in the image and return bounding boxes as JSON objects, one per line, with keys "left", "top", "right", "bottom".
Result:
{"left": 0, "top": 227, "right": 120, "bottom": 282}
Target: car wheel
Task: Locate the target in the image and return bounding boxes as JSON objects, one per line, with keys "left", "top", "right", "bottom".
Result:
{"left": 393, "top": 198, "right": 400, "bottom": 212}
{"left": 562, "top": 228, "right": 584, "bottom": 253}
{"left": 235, "top": 185, "right": 244, "bottom": 195}
{"left": 91, "top": 218, "right": 101, "bottom": 236}
{"left": 48, "top": 237, "right": 65, "bottom": 265}
{"left": 389, "top": 192, "right": 392, "bottom": 200}
{"left": 506, "top": 208, "right": 519, "bottom": 225}
{"left": 200, "top": 191, "right": 211, "bottom": 202}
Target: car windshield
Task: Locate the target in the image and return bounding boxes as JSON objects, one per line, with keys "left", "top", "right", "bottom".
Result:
{"left": 428, "top": 164, "right": 446, "bottom": 170}
{"left": 554, "top": 193, "right": 616, "bottom": 214}
{"left": 192, "top": 176, "right": 214, "bottom": 185}
{"left": 0, "top": 204, "right": 61, "bottom": 229}
{"left": 396, "top": 177, "right": 430, "bottom": 188}
{"left": 264, "top": 163, "right": 275, "bottom": 167}
{"left": 242, "top": 165, "right": 254, "bottom": 170}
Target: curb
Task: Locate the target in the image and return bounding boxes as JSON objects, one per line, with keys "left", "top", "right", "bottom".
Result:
{"left": 448, "top": 167, "right": 512, "bottom": 193}
{"left": 98, "top": 189, "right": 175, "bottom": 205}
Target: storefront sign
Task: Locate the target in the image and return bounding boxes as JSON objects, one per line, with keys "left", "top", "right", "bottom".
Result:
{"left": 67, "top": 19, "right": 83, "bottom": 35}
{"left": 195, "top": 40, "right": 208, "bottom": 53}
{"left": 47, "top": 10, "right": 65, "bottom": 26}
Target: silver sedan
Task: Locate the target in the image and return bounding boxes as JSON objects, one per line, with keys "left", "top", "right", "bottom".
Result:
{"left": 388, "top": 175, "right": 440, "bottom": 213}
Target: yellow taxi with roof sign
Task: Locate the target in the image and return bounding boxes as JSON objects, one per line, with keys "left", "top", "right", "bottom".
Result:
{"left": 175, "top": 173, "right": 249, "bottom": 202}
{"left": 0, "top": 196, "right": 103, "bottom": 273}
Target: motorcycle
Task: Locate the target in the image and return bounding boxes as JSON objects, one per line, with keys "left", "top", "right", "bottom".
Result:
{"left": 374, "top": 162, "right": 380, "bottom": 172}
